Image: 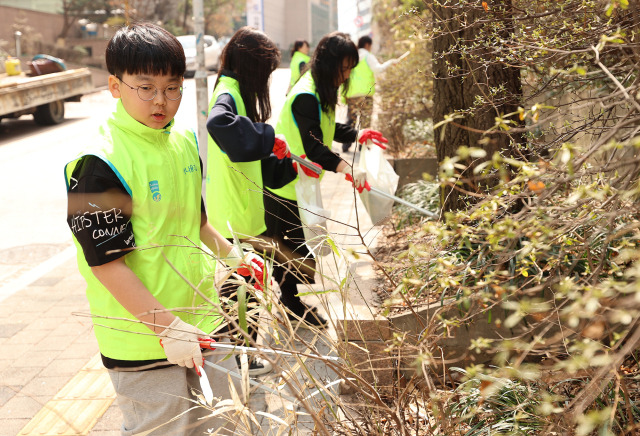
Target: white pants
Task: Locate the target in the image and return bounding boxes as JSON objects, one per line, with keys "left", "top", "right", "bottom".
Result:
{"left": 109, "top": 347, "right": 241, "bottom": 436}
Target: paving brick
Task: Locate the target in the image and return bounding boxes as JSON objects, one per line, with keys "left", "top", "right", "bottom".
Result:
{"left": 2, "top": 418, "right": 30, "bottom": 436}
{"left": 6, "top": 296, "right": 57, "bottom": 313}
{"left": 73, "top": 334, "right": 100, "bottom": 348}
{"left": 0, "top": 385, "right": 18, "bottom": 407}
{"left": 48, "top": 321, "right": 92, "bottom": 338}
{"left": 90, "top": 403, "right": 122, "bottom": 432}
{"left": 0, "top": 365, "right": 41, "bottom": 386}
{"left": 12, "top": 317, "right": 62, "bottom": 332}
{"left": 14, "top": 288, "right": 64, "bottom": 303}
{"left": 39, "top": 358, "right": 88, "bottom": 377}
{"left": 0, "top": 394, "right": 47, "bottom": 419}
{"left": 37, "top": 334, "right": 76, "bottom": 352}
{"left": 20, "top": 376, "right": 72, "bottom": 398}
{"left": 6, "top": 328, "right": 44, "bottom": 345}
{"left": 21, "top": 349, "right": 61, "bottom": 368}
{"left": 0, "top": 358, "right": 13, "bottom": 372}
{"left": 0, "top": 343, "right": 32, "bottom": 362}
{"left": 28, "top": 275, "right": 64, "bottom": 287}
{"left": 56, "top": 341, "right": 99, "bottom": 360}
{"left": 41, "top": 304, "right": 81, "bottom": 319}
{"left": 0, "top": 322, "right": 26, "bottom": 338}
{"left": 3, "top": 311, "right": 40, "bottom": 326}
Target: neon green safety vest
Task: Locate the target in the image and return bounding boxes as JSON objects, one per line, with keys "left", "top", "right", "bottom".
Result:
{"left": 64, "top": 100, "right": 221, "bottom": 361}
{"left": 344, "top": 51, "right": 375, "bottom": 98}
{"left": 290, "top": 50, "right": 310, "bottom": 87}
{"left": 206, "top": 76, "right": 266, "bottom": 238}
{"left": 268, "top": 71, "right": 336, "bottom": 201}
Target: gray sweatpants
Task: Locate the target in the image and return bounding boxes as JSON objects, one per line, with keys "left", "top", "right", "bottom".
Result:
{"left": 108, "top": 348, "right": 241, "bottom": 436}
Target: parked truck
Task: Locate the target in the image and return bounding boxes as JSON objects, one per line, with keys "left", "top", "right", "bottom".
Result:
{"left": 0, "top": 67, "right": 94, "bottom": 125}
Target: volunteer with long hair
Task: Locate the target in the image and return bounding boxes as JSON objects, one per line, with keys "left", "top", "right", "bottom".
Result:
{"left": 265, "top": 31, "right": 387, "bottom": 328}
{"left": 205, "top": 26, "right": 319, "bottom": 374}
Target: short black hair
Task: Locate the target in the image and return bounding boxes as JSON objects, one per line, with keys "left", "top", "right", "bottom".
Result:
{"left": 357, "top": 36, "right": 372, "bottom": 49}
{"left": 215, "top": 26, "right": 280, "bottom": 123}
{"left": 310, "top": 32, "right": 358, "bottom": 112}
{"left": 106, "top": 22, "right": 185, "bottom": 78}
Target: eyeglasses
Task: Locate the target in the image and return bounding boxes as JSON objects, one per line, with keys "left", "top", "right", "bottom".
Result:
{"left": 117, "top": 77, "right": 183, "bottom": 101}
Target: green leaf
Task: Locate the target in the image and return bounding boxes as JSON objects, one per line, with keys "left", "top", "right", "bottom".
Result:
{"left": 237, "top": 284, "right": 248, "bottom": 345}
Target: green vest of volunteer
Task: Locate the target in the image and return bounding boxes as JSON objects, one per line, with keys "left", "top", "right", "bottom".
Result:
{"left": 64, "top": 100, "right": 220, "bottom": 361}
{"left": 206, "top": 75, "right": 266, "bottom": 238}
{"left": 290, "top": 50, "right": 310, "bottom": 87}
{"left": 344, "top": 51, "right": 375, "bottom": 98}
{"left": 268, "top": 71, "right": 336, "bottom": 201}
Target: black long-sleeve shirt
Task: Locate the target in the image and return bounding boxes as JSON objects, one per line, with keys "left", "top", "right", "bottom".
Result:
{"left": 291, "top": 93, "right": 357, "bottom": 172}
{"left": 206, "top": 93, "right": 297, "bottom": 189}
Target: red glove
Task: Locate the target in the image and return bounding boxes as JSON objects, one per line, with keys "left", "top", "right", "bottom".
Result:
{"left": 358, "top": 129, "right": 388, "bottom": 150}
{"left": 237, "top": 253, "right": 266, "bottom": 291}
{"left": 345, "top": 173, "right": 371, "bottom": 193}
{"left": 293, "top": 154, "right": 322, "bottom": 178}
{"left": 273, "top": 135, "right": 290, "bottom": 159}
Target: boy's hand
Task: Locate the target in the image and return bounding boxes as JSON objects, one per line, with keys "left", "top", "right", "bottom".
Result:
{"left": 273, "top": 134, "right": 291, "bottom": 159}
{"left": 158, "top": 317, "right": 207, "bottom": 368}
{"left": 357, "top": 129, "right": 388, "bottom": 150}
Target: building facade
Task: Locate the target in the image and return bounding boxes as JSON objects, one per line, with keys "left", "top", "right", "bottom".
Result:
{"left": 337, "top": 0, "right": 373, "bottom": 42}
{"left": 0, "top": 0, "right": 61, "bottom": 14}
{"left": 247, "top": 0, "right": 338, "bottom": 62}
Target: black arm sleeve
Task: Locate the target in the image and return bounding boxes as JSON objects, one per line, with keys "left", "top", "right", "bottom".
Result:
{"left": 200, "top": 157, "right": 207, "bottom": 226}
{"left": 335, "top": 122, "right": 358, "bottom": 144}
{"left": 206, "top": 93, "right": 275, "bottom": 162}
{"left": 261, "top": 156, "right": 297, "bottom": 189}
{"left": 299, "top": 61, "right": 306, "bottom": 74}
{"left": 291, "top": 93, "right": 343, "bottom": 172}
{"left": 66, "top": 155, "right": 135, "bottom": 267}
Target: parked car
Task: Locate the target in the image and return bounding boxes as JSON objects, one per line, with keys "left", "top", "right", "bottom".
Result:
{"left": 177, "top": 34, "right": 221, "bottom": 77}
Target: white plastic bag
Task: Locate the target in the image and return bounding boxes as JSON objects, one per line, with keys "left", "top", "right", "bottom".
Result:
{"left": 358, "top": 145, "right": 399, "bottom": 224}
{"left": 295, "top": 169, "right": 332, "bottom": 257}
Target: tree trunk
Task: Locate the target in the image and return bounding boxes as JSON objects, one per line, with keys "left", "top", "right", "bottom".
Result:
{"left": 433, "top": 0, "right": 523, "bottom": 212}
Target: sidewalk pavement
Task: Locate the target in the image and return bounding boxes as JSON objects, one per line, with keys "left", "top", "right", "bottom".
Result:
{"left": 0, "top": 148, "right": 382, "bottom": 436}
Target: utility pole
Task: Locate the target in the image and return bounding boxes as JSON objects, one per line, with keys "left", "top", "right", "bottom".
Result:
{"left": 193, "top": 0, "right": 209, "bottom": 200}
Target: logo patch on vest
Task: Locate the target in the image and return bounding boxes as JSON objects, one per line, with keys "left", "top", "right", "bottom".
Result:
{"left": 149, "top": 180, "right": 162, "bottom": 202}
{"left": 183, "top": 164, "right": 198, "bottom": 175}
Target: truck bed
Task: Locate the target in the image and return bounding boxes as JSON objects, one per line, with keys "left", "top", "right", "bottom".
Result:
{"left": 0, "top": 68, "right": 94, "bottom": 118}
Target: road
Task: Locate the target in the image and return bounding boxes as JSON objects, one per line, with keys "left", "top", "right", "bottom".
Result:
{"left": 0, "top": 67, "right": 291, "bottom": 298}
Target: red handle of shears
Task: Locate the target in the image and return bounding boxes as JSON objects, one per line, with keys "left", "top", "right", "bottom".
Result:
{"left": 199, "top": 338, "right": 216, "bottom": 350}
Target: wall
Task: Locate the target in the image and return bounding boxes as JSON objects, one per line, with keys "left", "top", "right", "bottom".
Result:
{"left": 0, "top": 5, "right": 64, "bottom": 56}
{"left": 284, "top": 0, "right": 310, "bottom": 61}
{"left": 262, "top": 0, "right": 286, "bottom": 54}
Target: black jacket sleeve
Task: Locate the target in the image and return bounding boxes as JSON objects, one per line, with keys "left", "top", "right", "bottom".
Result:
{"left": 66, "top": 155, "right": 135, "bottom": 267}
{"left": 291, "top": 93, "right": 344, "bottom": 172}
{"left": 206, "top": 93, "right": 275, "bottom": 162}
{"left": 335, "top": 122, "right": 358, "bottom": 144}
{"left": 261, "top": 156, "right": 298, "bottom": 189}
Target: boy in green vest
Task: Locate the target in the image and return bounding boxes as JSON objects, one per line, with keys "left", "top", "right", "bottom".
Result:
{"left": 65, "top": 23, "right": 260, "bottom": 435}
